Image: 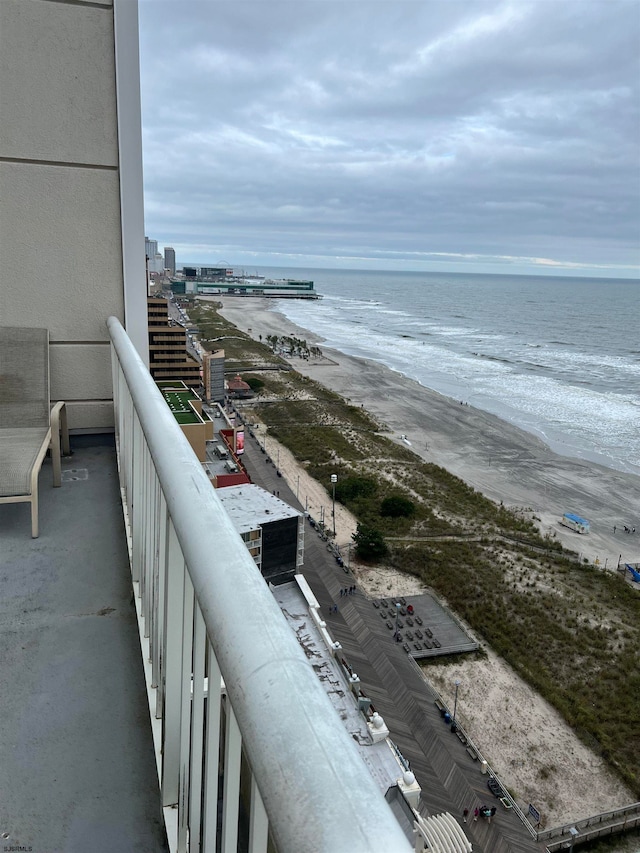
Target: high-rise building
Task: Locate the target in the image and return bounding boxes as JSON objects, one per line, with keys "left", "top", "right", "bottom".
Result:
{"left": 202, "top": 348, "right": 225, "bottom": 402}
{"left": 145, "top": 235, "right": 158, "bottom": 262}
{"left": 147, "top": 297, "right": 201, "bottom": 388}
{"left": 164, "top": 246, "right": 176, "bottom": 275}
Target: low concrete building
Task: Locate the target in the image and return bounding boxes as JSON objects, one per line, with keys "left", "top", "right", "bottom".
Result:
{"left": 227, "top": 374, "right": 253, "bottom": 398}
{"left": 217, "top": 484, "right": 304, "bottom": 585}
{"left": 156, "top": 381, "right": 213, "bottom": 461}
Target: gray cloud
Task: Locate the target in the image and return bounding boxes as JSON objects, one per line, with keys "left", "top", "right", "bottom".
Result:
{"left": 139, "top": 0, "right": 640, "bottom": 275}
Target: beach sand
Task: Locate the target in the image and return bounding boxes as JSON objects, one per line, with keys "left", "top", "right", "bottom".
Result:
{"left": 214, "top": 296, "right": 639, "bottom": 830}
{"left": 217, "top": 296, "right": 640, "bottom": 568}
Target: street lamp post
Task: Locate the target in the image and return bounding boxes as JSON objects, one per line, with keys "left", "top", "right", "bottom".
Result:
{"left": 452, "top": 679, "right": 461, "bottom": 732}
{"left": 330, "top": 474, "right": 337, "bottom": 537}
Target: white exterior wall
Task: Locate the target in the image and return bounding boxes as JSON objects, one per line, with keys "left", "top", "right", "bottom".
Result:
{"left": 0, "top": 0, "right": 147, "bottom": 431}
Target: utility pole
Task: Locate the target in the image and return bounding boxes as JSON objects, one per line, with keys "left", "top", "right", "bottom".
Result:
{"left": 452, "top": 680, "right": 461, "bottom": 732}
{"left": 331, "top": 474, "right": 337, "bottom": 537}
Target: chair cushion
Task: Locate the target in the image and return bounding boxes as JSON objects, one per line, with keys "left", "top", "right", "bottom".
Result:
{"left": 0, "top": 427, "right": 51, "bottom": 496}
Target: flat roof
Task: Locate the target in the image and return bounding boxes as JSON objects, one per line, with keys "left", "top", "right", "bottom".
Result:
{"left": 564, "top": 512, "right": 590, "bottom": 525}
{"left": 272, "top": 582, "right": 414, "bottom": 810}
{"left": 216, "top": 484, "right": 302, "bottom": 533}
{"left": 159, "top": 387, "right": 207, "bottom": 425}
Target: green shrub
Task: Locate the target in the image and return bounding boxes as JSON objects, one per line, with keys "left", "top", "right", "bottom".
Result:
{"left": 353, "top": 524, "right": 389, "bottom": 560}
{"left": 335, "top": 476, "right": 377, "bottom": 503}
{"left": 244, "top": 376, "right": 265, "bottom": 391}
{"left": 381, "top": 495, "right": 415, "bottom": 518}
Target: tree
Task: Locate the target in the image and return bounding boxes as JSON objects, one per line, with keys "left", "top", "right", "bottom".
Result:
{"left": 380, "top": 495, "right": 415, "bottom": 518}
{"left": 352, "top": 524, "right": 388, "bottom": 561}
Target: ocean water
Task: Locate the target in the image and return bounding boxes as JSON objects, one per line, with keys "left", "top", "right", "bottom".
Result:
{"left": 255, "top": 267, "right": 640, "bottom": 476}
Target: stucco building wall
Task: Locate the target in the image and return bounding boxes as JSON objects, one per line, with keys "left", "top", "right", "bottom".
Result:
{"left": 0, "top": 0, "right": 147, "bottom": 430}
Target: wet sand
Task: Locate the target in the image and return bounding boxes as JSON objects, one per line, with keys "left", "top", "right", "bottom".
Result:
{"left": 216, "top": 296, "right": 640, "bottom": 569}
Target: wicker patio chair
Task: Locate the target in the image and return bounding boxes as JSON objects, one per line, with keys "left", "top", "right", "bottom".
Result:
{"left": 0, "top": 327, "right": 70, "bottom": 537}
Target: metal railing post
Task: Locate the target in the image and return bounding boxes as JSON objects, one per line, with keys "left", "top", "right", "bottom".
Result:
{"left": 221, "top": 700, "right": 242, "bottom": 853}
{"left": 161, "top": 520, "right": 185, "bottom": 808}
{"left": 248, "top": 775, "right": 269, "bottom": 853}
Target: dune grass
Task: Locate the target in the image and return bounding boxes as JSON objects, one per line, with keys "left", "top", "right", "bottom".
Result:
{"left": 196, "top": 299, "right": 640, "bottom": 797}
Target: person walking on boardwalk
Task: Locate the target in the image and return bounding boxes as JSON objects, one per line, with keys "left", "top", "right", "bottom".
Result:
{"left": 463, "top": 808, "right": 469, "bottom": 823}
{"left": 473, "top": 807, "right": 479, "bottom": 822}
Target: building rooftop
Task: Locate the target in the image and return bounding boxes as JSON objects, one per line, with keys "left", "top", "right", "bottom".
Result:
{"left": 217, "top": 483, "right": 302, "bottom": 532}
{"left": 273, "top": 581, "right": 411, "bottom": 794}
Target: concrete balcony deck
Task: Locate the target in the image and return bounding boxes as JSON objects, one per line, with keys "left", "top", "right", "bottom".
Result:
{"left": 0, "top": 436, "right": 168, "bottom": 853}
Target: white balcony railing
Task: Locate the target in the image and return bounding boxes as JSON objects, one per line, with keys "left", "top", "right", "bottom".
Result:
{"left": 108, "top": 317, "right": 412, "bottom": 853}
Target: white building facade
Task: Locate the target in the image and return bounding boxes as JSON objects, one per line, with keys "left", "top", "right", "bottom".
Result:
{"left": 1, "top": 0, "right": 148, "bottom": 431}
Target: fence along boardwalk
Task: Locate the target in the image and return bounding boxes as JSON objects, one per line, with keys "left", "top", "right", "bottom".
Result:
{"left": 306, "top": 582, "right": 544, "bottom": 852}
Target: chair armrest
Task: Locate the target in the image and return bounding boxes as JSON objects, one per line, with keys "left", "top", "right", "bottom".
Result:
{"left": 50, "top": 401, "right": 70, "bottom": 487}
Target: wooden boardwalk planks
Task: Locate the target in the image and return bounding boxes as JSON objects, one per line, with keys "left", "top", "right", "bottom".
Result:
{"left": 241, "top": 439, "right": 545, "bottom": 853}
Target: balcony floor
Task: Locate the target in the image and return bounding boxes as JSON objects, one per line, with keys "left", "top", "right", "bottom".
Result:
{"left": 0, "top": 436, "right": 168, "bottom": 853}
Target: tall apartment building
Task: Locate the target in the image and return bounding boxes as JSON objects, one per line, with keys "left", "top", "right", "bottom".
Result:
{"left": 147, "top": 297, "right": 201, "bottom": 388}
{"left": 164, "top": 246, "right": 176, "bottom": 276}
{"left": 202, "top": 348, "right": 225, "bottom": 402}
{"left": 145, "top": 235, "right": 158, "bottom": 261}
{"left": 145, "top": 236, "right": 164, "bottom": 273}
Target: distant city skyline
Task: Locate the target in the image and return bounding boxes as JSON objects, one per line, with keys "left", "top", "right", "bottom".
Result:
{"left": 139, "top": 1, "right": 640, "bottom": 279}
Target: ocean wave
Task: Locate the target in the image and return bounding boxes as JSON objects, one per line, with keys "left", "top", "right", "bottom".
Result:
{"left": 272, "top": 273, "right": 639, "bottom": 476}
{"left": 520, "top": 361, "right": 549, "bottom": 371}
{"left": 472, "top": 352, "right": 514, "bottom": 365}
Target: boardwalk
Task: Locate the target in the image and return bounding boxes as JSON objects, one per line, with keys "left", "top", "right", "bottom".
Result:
{"left": 240, "top": 431, "right": 545, "bottom": 853}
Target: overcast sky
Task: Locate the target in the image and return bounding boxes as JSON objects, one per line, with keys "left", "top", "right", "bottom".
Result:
{"left": 138, "top": 1, "right": 640, "bottom": 277}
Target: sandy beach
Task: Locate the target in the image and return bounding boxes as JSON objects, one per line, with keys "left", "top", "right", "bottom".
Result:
{"left": 216, "top": 296, "right": 640, "bottom": 570}
{"left": 212, "top": 296, "right": 640, "bottom": 832}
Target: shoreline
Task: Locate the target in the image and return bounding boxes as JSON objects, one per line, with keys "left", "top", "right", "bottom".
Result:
{"left": 212, "top": 296, "right": 639, "bottom": 830}
{"left": 215, "top": 296, "right": 640, "bottom": 570}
